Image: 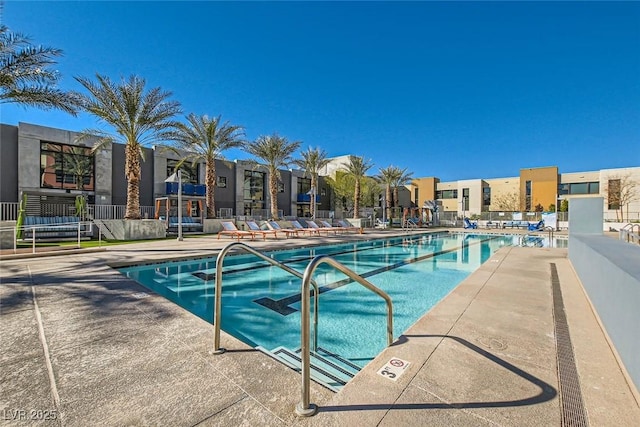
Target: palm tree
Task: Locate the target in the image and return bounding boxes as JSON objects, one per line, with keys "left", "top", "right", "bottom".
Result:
{"left": 0, "top": 25, "right": 79, "bottom": 114}
{"left": 376, "top": 166, "right": 398, "bottom": 221}
{"left": 244, "top": 133, "right": 301, "bottom": 219}
{"left": 75, "top": 74, "right": 181, "bottom": 219}
{"left": 392, "top": 167, "right": 414, "bottom": 209}
{"left": 169, "top": 114, "right": 245, "bottom": 218}
{"left": 343, "top": 155, "right": 374, "bottom": 219}
{"left": 293, "top": 147, "right": 330, "bottom": 219}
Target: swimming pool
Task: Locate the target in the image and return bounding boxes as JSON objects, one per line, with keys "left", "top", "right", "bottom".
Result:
{"left": 119, "top": 232, "right": 553, "bottom": 389}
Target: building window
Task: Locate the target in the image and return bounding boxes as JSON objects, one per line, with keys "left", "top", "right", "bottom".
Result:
{"left": 244, "top": 170, "right": 265, "bottom": 215}
{"left": 436, "top": 189, "right": 458, "bottom": 199}
{"left": 482, "top": 187, "right": 491, "bottom": 207}
{"left": 297, "top": 177, "right": 311, "bottom": 195}
{"left": 278, "top": 181, "right": 285, "bottom": 193}
{"left": 608, "top": 179, "right": 621, "bottom": 210}
{"left": 216, "top": 176, "right": 227, "bottom": 188}
{"left": 414, "top": 188, "right": 419, "bottom": 205}
{"left": 40, "top": 142, "right": 95, "bottom": 191}
{"left": 462, "top": 188, "right": 469, "bottom": 211}
{"left": 525, "top": 180, "right": 532, "bottom": 211}
{"left": 167, "top": 159, "right": 198, "bottom": 184}
{"left": 559, "top": 181, "right": 600, "bottom": 195}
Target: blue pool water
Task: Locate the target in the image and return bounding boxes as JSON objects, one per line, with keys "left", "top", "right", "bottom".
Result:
{"left": 120, "top": 232, "right": 530, "bottom": 370}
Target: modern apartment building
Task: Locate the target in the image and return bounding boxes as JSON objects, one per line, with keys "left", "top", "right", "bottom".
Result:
{"left": 1, "top": 122, "right": 638, "bottom": 222}
{"left": 0, "top": 122, "right": 331, "bottom": 219}
{"left": 410, "top": 165, "right": 640, "bottom": 221}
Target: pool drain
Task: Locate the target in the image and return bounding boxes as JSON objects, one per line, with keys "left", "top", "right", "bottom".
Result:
{"left": 551, "top": 263, "right": 589, "bottom": 427}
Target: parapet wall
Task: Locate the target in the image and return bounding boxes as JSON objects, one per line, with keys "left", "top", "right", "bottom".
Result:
{"left": 569, "top": 234, "right": 640, "bottom": 396}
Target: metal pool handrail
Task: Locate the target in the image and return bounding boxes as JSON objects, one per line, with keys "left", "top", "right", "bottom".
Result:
{"left": 296, "top": 254, "right": 394, "bottom": 417}
{"left": 212, "top": 241, "right": 319, "bottom": 354}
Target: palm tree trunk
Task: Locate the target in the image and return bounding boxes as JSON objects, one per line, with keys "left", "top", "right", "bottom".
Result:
{"left": 386, "top": 185, "right": 392, "bottom": 221}
{"left": 206, "top": 156, "right": 216, "bottom": 218}
{"left": 124, "top": 144, "right": 141, "bottom": 219}
{"left": 311, "top": 175, "right": 317, "bottom": 219}
{"left": 270, "top": 170, "right": 279, "bottom": 219}
{"left": 353, "top": 179, "right": 360, "bottom": 219}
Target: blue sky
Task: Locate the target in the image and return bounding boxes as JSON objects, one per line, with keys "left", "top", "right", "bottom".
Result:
{"left": 2, "top": 1, "right": 639, "bottom": 181}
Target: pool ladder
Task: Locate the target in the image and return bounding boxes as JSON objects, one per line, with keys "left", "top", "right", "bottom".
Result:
{"left": 212, "top": 242, "right": 394, "bottom": 417}
{"left": 620, "top": 223, "right": 640, "bottom": 245}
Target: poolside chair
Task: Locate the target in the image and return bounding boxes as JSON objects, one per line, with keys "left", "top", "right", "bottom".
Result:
{"left": 306, "top": 220, "right": 337, "bottom": 235}
{"left": 527, "top": 220, "right": 545, "bottom": 231}
{"left": 337, "top": 219, "right": 360, "bottom": 233}
{"left": 318, "top": 220, "right": 347, "bottom": 233}
{"left": 463, "top": 218, "right": 478, "bottom": 229}
{"left": 266, "top": 221, "right": 300, "bottom": 238}
{"left": 290, "top": 220, "right": 321, "bottom": 236}
{"left": 217, "top": 221, "right": 256, "bottom": 241}
{"left": 245, "top": 220, "right": 279, "bottom": 240}
{"left": 375, "top": 218, "right": 389, "bottom": 229}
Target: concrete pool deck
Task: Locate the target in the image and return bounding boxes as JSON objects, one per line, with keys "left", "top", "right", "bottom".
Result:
{"left": 1, "top": 229, "right": 638, "bottom": 426}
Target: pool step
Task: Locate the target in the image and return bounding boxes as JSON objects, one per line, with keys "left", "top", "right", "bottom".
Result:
{"left": 257, "top": 346, "right": 361, "bottom": 392}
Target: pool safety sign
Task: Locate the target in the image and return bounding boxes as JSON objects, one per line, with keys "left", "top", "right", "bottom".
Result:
{"left": 377, "top": 357, "right": 410, "bottom": 381}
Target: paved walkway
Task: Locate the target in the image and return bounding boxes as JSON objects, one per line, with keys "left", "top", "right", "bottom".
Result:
{"left": 1, "top": 229, "right": 638, "bottom": 426}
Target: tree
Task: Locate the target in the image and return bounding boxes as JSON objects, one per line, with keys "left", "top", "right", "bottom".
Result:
{"left": 0, "top": 25, "right": 79, "bottom": 114}
{"left": 493, "top": 191, "right": 520, "bottom": 212}
{"left": 604, "top": 173, "right": 639, "bottom": 222}
{"left": 169, "top": 114, "right": 245, "bottom": 218}
{"left": 560, "top": 199, "right": 569, "bottom": 213}
{"left": 375, "top": 166, "right": 397, "bottom": 221}
{"left": 342, "top": 155, "right": 374, "bottom": 219}
{"left": 391, "top": 167, "right": 414, "bottom": 209}
{"left": 244, "top": 133, "right": 300, "bottom": 219}
{"left": 76, "top": 74, "right": 181, "bottom": 219}
{"left": 293, "top": 147, "right": 330, "bottom": 219}
{"left": 325, "top": 171, "right": 355, "bottom": 214}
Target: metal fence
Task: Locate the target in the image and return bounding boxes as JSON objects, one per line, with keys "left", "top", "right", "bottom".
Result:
{"left": 2, "top": 201, "right": 638, "bottom": 225}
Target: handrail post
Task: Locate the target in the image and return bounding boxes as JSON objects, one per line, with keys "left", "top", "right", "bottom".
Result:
{"left": 296, "top": 259, "right": 319, "bottom": 417}
{"left": 297, "top": 255, "right": 394, "bottom": 417}
{"left": 32, "top": 228, "right": 36, "bottom": 253}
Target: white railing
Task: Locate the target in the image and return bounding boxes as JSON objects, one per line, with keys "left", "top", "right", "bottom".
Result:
{"left": 1, "top": 221, "right": 94, "bottom": 254}
{"left": 0, "top": 202, "right": 19, "bottom": 221}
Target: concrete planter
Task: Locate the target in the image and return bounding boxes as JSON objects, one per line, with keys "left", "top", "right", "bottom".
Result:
{"left": 0, "top": 221, "right": 16, "bottom": 249}
{"left": 99, "top": 219, "right": 166, "bottom": 240}
{"left": 203, "top": 218, "right": 228, "bottom": 234}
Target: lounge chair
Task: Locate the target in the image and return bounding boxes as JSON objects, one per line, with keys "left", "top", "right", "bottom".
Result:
{"left": 337, "top": 219, "right": 360, "bottom": 233}
{"left": 318, "top": 220, "right": 347, "bottom": 233}
{"left": 245, "top": 220, "right": 279, "bottom": 239}
{"left": 290, "top": 220, "right": 321, "bottom": 236}
{"left": 527, "top": 220, "right": 545, "bottom": 231}
{"left": 266, "top": 221, "right": 300, "bottom": 238}
{"left": 306, "top": 220, "right": 337, "bottom": 235}
{"left": 463, "top": 218, "right": 478, "bottom": 229}
{"left": 217, "top": 221, "right": 256, "bottom": 241}
{"left": 375, "top": 218, "right": 389, "bottom": 229}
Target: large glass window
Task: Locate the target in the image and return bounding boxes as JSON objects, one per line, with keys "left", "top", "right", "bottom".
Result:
{"left": 40, "top": 142, "right": 95, "bottom": 191}
{"left": 436, "top": 189, "right": 458, "bottom": 199}
{"left": 482, "top": 187, "right": 491, "bottom": 207}
{"left": 608, "top": 179, "right": 621, "bottom": 210}
{"left": 525, "top": 180, "right": 532, "bottom": 211}
{"left": 244, "top": 170, "right": 265, "bottom": 215}
{"left": 559, "top": 181, "right": 600, "bottom": 195}
{"left": 462, "top": 188, "right": 469, "bottom": 211}
{"left": 166, "top": 159, "right": 198, "bottom": 184}
{"left": 297, "top": 177, "right": 311, "bottom": 195}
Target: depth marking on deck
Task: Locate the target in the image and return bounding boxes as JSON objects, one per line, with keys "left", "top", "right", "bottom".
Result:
{"left": 377, "top": 357, "right": 410, "bottom": 381}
